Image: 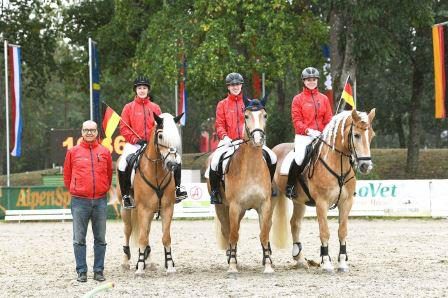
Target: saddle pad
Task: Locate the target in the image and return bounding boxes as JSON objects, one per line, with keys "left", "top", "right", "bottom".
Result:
{"left": 203, "top": 141, "right": 242, "bottom": 179}
{"left": 280, "top": 150, "right": 295, "bottom": 176}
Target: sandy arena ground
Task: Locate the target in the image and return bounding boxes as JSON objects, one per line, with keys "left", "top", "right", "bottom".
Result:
{"left": 0, "top": 218, "right": 447, "bottom": 297}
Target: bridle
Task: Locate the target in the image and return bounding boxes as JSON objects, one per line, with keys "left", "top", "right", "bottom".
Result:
{"left": 308, "top": 117, "right": 372, "bottom": 209}
{"left": 137, "top": 125, "right": 180, "bottom": 219}
{"left": 243, "top": 106, "right": 266, "bottom": 145}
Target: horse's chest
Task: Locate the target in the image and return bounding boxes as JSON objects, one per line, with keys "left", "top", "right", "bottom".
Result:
{"left": 238, "top": 186, "right": 269, "bottom": 206}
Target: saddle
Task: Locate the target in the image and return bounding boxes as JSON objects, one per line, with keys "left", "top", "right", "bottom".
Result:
{"left": 125, "top": 143, "right": 147, "bottom": 187}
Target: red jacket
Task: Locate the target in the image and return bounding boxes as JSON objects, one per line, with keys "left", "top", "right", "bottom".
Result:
{"left": 120, "top": 96, "right": 162, "bottom": 144}
{"left": 63, "top": 140, "right": 112, "bottom": 199}
{"left": 215, "top": 93, "right": 245, "bottom": 140}
{"left": 291, "top": 88, "right": 333, "bottom": 135}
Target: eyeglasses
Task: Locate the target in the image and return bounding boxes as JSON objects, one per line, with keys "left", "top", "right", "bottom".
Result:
{"left": 82, "top": 129, "right": 97, "bottom": 134}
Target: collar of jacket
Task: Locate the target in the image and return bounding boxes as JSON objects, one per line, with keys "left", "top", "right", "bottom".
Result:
{"left": 80, "top": 139, "right": 99, "bottom": 149}
{"left": 228, "top": 93, "right": 243, "bottom": 102}
{"left": 134, "top": 96, "right": 151, "bottom": 104}
{"left": 303, "top": 87, "right": 319, "bottom": 96}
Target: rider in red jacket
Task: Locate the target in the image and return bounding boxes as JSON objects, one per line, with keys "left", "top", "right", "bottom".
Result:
{"left": 208, "top": 72, "right": 277, "bottom": 204}
{"left": 64, "top": 136, "right": 112, "bottom": 199}
{"left": 286, "top": 67, "right": 333, "bottom": 198}
{"left": 117, "top": 76, "right": 187, "bottom": 208}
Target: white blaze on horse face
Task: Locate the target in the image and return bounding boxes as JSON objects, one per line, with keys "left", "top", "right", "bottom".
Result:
{"left": 157, "top": 113, "right": 182, "bottom": 168}
{"left": 247, "top": 110, "right": 265, "bottom": 146}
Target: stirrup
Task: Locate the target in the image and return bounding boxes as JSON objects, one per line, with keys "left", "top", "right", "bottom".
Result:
{"left": 175, "top": 186, "right": 188, "bottom": 204}
{"left": 285, "top": 185, "right": 297, "bottom": 199}
{"left": 122, "top": 195, "right": 135, "bottom": 209}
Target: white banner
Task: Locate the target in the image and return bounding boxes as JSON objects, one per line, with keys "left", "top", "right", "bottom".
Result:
{"left": 173, "top": 180, "right": 448, "bottom": 219}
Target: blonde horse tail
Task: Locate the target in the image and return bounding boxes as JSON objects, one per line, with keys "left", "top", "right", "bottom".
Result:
{"left": 129, "top": 209, "right": 140, "bottom": 247}
{"left": 271, "top": 193, "right": 290, "bottom": 249}
{"left": 214, "top": 215, "right": 227, "bottom": 250}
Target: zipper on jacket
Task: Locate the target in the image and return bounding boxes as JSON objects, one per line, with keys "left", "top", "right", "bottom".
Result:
{"left": 236, "top": 101, "right": 241, "bottom": 139}
{"left": 89, "top": 147, "right": 96, "bottom": 198}
{"left": 142, "top": 102, "right": 148, "bottom": 140}
{"left": 311, "top": 93, "right": 319, "bottom": 130}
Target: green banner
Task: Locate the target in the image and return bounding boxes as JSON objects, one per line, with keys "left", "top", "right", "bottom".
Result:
{"left": 0, "top": 186, "right": 121, "bottom": 220}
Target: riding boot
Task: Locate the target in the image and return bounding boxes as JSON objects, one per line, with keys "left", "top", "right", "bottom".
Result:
{"left": 118, "top": 170, "right": 135, "bottom": 209}
{"left": 209, "top": 168, "right": 222, "bottom": 204}
{"left": 268, "top": 162, "right": 278, "bottom": 196}
{"left": 285, "top": 160, "right": 301, "bottom": 199}
{"left": 174, "top": 165, "right": 188, "bottom": 204}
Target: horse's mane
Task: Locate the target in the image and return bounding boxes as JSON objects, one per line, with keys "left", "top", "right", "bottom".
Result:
{"left": 318, "top": 110, "right": 369, "bottom": 158}
{"left": 157, "top": 113, "right": 182, "bottom": 151}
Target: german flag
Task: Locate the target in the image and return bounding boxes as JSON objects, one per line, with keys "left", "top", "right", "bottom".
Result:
{"left": 433, "top": 23, "right": 448, "bottom": 119}
{"left": 102, "top": 105, "right": 120, "bottom": 141}
{"left": 341, "top": 76, "right": 355, "bottom": 109}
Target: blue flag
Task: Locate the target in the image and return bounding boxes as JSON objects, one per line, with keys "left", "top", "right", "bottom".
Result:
{"left": 90, "top": 39, "right": 101, "bottom": 125}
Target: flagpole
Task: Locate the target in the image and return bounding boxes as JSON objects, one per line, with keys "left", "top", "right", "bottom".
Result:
{"left": 4, "top": 40, "right": 10, "bottom": 187}
{"left": 262, "top": 72, "right": 265, "bottom": 98}
{"left": 335, "top": 75, "right": 350, "bottom": 113}
{"left": 88, "top": 37, "right": 93, "bottom": 120}
{"left": 354, "top": 78, "right": 357, "bottom": 109}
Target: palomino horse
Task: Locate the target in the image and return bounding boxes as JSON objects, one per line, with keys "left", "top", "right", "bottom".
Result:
{"left": 208, "top": 98, "right": 274, "bottom": 273}
{"left": 271, "top": 109, "right": 376, "bottom": 273}
{"left": 117, "top": 112, "right": 183, "bottom": 275}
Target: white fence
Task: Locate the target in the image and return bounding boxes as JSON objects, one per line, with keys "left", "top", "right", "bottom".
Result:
{"left": 173, "top": 180, "right": 448, "bottom": 219}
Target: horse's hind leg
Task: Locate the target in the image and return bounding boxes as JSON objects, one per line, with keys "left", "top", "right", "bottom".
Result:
{"left": 121, "top": 209, "right": 132, "bottom": 270}
{"left": 227, "top": 202, "right": 242, "bottom": 273}
{"left": 337, "top": 196, "right": 354, "bottom": 273}
{"left": 162, "top": 203, "right": 176, "bottom": 274}
{"left": 290, "top": 202, "right": 308, "bottom": 269}
{"left": 258, "top": 199, "right": 274, "bottom": 273}
{"left": 316, "top": 201, "right": 333, "bottom": 273}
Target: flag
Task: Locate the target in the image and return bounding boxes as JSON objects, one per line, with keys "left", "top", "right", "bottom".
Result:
{"left": 8, "top": 44, "right": 23, "bottom": 157}
{"left": 90, "top": 39, "right": 101, "bottom": 124}
{"left": 178, "top": 55, "right": 187, "bottom": 126}
{"left": 341, "top": 76, "right": 355, "bottom": 109}
{"left": 432, "top": 23, "right": 448, "bottom": 119}
{"left": 102, "top": 106, "right": 120, "bottom": 139}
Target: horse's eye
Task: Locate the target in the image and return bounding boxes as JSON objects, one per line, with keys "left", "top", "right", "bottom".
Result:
{"left": 245, "top": 115, "right": 249, "bottom": 119}
{"left": 158, "top": 134, "right": 163, "bottom": 140}
{"left": 264, "top": 114, "right": 267, "bottom": 119}
{"left": 354, "top": 134, "right": 361, "bottom": 139}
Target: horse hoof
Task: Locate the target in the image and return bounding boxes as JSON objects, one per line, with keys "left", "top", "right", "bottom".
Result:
{"left": 135, "top": 270, "right": 145, "bottom": 276}
{"left": 296, "top": 260, "right": 309, "bottom": 269}
{"left": 263, "top": 265, "right": 274, "bottom": 274}
{"left": 321, "top": 267, "right": 334, "bottom": 274}
{"left": 227, "top": 264, "right": 238, "bottom": 273}
{"left": 338, "top": 266, "right": 349, "bottom": 273}
{"left": 166, "top": 267, "right": 176, "bottom": 274}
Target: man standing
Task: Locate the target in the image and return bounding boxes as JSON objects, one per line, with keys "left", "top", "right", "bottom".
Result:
{"left": 63, "top": 120, "right": 112, "bottom": 282}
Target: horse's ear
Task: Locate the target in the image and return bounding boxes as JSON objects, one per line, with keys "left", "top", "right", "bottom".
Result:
{"left": 174, "top": 113, "right": 184, "bottom": 124}
{"left": 260, "top": 94, "right": 268, "bottom": 107}
{"left": 243, "top": 95, "right": 250, "bottom": 108}
{"left": 153, "top": 112, "right": 163, "bottom": 127}
{"left": 351, "top": 109, "right": 361, "bottom": 122}
{"left": 368, "top": 108, "right": 376, "bottom": 122}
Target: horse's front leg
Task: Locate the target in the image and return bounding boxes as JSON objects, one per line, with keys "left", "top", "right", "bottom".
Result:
{"left": 162, "top": 200, "right": 176, "bottom": 274}
{"left": 135, "top": 208, "right": 153, "bottom": 276}
{"left": 259, "top": 197, "right": 274, "bottom": 273}
{"left": 227, "top": 202, "right": 242, "bottom": 273}
{"left": 337, "top": 195, "right": 354, "bottom": 273}
{"left": 290, "top": 201, "right": 308, "bottom": 269}
{"left": 316, "top": 200, "right": 333, "bottom": 273}
{"left": 121, "top": 208, "right": 132, "bottom": 270}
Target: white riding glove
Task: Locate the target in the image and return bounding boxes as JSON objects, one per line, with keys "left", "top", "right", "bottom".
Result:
{"left": 223, "top": 136, "right": 232, "bottom": 146}
{"left": 306, "top": 128, "right": 322, "bottom": 138}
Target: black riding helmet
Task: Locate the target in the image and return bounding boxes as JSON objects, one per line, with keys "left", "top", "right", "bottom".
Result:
{"left": 301, "top": 67, "right": 320, "bottom": 80}
{"left": 225, "top": 72, "right": 244, "bottom": 85}
{"left": 133, "top": 75, "right": 150, "bottom": 91}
